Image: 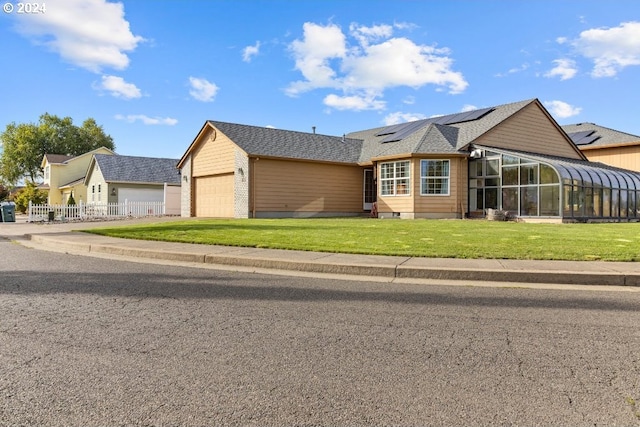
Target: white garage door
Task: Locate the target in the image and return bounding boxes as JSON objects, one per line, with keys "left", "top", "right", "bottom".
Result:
{"left": 118, "top": 188, "right": 164, "bottom": 203}
{"left": 195, "top": 174, "right": 234, "bottom": 217}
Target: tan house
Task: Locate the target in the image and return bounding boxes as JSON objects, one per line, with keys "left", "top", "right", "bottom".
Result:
{"left": 40, "top": 147, "right": 115, "bottom": 205}
{"left": 563, "top": 123, "right": 640, "bottom": 172}
{"left": 178, "top": 98, "right": 640, "bottom": 222}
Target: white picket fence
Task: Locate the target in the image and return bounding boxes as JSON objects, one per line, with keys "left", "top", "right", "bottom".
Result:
{"left": 28, "top": 200, "right": 166, "bottom": 222}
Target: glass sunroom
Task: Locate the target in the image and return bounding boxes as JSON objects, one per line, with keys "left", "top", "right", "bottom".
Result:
{"left": 468, "top": 146, "right": 640, "bottom": 222}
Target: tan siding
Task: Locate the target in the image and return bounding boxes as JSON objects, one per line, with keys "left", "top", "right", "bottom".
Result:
{"left": 413, "top": 157, "right": 466, "bottom": 215}
{"left": 377, "top": 195, "right": 413, "bottom": 213}
{"left": 192, "top": 127, "right": 236, "bottom": 177}
{"left": 583, "top": 146, "right": 640, "bottom": 172}
{"left": 376, "top": 159, "right": 414, "bottom": 214}
{"left": 194, "top": 174, "right": 234, "bottom": 217}
{"left": 475, "top": 103, "right": 583, "bottom": 159}
{"left": 253, "top": 159, "right": 362, "bottom": 213}
{"left": 376, "top": 157, "right": 467, "bottom": 218}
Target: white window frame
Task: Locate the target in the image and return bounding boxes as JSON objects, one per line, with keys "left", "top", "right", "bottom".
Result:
{"left": 380, "top": 160, "right": 411, "bottom": 196}
{"left": 420, "top": 159, "right": 450, "bottom": 196}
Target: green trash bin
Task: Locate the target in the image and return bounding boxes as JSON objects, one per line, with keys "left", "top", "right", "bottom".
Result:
{"left": 1, "top": 203, "right": 15, "bottom": 222}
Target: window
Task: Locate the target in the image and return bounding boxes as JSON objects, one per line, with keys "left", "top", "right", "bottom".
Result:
{"left": 520, "top": 164, "right": 538, "bottom": 185}
{"left": 502, "top": 166, "right": 518, "bottom": 186}
{"left": 380, "top": 161, "right": 410, "bottom": 196}
{"left": 421, "top": 160, "right": 450, "bottom": 195}
{"left": 44, "top": 166, "right": 50, "bottom": 180}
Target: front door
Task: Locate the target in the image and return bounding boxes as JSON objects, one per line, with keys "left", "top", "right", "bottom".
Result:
{"left": 363, "top": 169, "right": 375, "bottom": 210}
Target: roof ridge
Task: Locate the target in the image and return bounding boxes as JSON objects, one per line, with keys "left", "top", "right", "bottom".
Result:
{"left": 413, "top": 123, "right": 458, "bottom": 153}
{"left": 95, "top": 153, "right": 179, "bottom": 161}
{"left": 563, "top": 122, "right": 640, "bottom": 139}
{"left": 208, "top": 120, "right": 361, "bottom": 141}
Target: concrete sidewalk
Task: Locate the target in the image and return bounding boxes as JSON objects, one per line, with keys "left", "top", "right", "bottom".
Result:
{"left": 3, "top": 215, "right": 640, "bottom": 287}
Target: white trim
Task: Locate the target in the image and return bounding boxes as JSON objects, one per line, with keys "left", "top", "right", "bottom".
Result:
{"left": 379, "top": 160, "right": 411, "bottom": 197}
{"left": 420, "top": 159, "right": 450, "bottom": 196}
{"left": 363, "top": 168, "right": 374, "bottom": 210}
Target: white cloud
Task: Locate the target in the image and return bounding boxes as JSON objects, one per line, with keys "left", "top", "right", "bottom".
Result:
{"left": 349, "top": 23, "right": 393, "bottom": 47}
{"left": 287, "top": 22, "right": 347, "bottom": 95}
{"left": 544, "top": 100, "right": 582, "bottom": 119}
{"left": 383, "top": 111, "right": 427, "bottom": 126}
{"left": 12, "top": 0, "right": 144, "bottom": 73}
{"left": 393, "top": 21, "right": 418, "bottom": 31}
{"left": 495, "top": 63, "right": 529, "bottom": 78}
{"left": 286, "top": 21, "right": 468, "bottom": 111}
{"left": 95, "top": 75, "right": 141, "bottom": 99}
{"left": 188, "top": 77, "right": 219, "bottom": 102}
{"left": 342, "top": 38, "right": 468, "bottom": 93}
{"left": 461, "top": 104, "right": 478, "bottom": 112}
{"left": 324, "top": 93, "right": 386, "bottom": 111}
{"left": 242, "top": 41, "right": 261, "bottom": 62}
{"left": 114, "top": 114, "right": 178, "bottom": 126}
{"left": 403, "top": 96, "right": 416, "bottom": 105}
{"left": 544, "top": 59, "right": 578, "bottom": 80}
{"left": 571, "top": 21, "right": 640, "bottom": 77}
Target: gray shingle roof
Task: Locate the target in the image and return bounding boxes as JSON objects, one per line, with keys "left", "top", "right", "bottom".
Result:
{"left": 349, "top": 99, "right": 535, "bottom": 162}
{"left": 209, "top": 121, "right": 363, "bottom": 164}
{"left": 93, "top": 154, "right": 180, "bottom": 184}
{"left": 200, "top": 99, "right": 587, "bottom": 167}
{"left": 562, "top": 123, "right": 640, "bottom": 148}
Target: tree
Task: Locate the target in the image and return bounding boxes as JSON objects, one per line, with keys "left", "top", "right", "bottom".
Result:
{"left": 11, "top": 182, "right": 48, "bottom": 214}
{"left": 0, "top": 113, "right": 115, "bottom": 185}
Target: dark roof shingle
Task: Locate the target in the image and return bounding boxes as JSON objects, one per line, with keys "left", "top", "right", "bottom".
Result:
{"left": 209, "top": 121, "right": 363, "bottom": 164}
{"left": 93, "top": 154, "right": 180, "bottom": 184}
{"left": 562, "top": 123, "right": 640, "bottom": 148}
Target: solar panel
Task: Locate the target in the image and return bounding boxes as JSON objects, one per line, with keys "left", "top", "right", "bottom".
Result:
{"left": 381, "top": 118, "right": 434, "bottom": 143}
{"left": 449, "top": 107, "right": 494, "bottom": 124}
{"left": 375, "top": 123, "right": 406, "bottom": 136}
{"left": 376, "top": 107, "right": 495, "bottom": 143}
{"left": 568, "top": 130, "right": 593, "bottom": 141}
{"left": 576, "top": 135, "right": 601, "bottom": 146}
{"left": 568, "top": 130, "right": 600, "bottom": 146}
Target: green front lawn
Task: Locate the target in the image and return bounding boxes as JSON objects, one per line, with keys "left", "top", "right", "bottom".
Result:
{"left": 82, "top": 218, "right": 640, "bottom": 261}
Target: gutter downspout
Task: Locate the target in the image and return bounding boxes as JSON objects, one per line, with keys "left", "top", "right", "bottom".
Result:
{"left": 251, "top": 157, "right": 259, "bottom": 218}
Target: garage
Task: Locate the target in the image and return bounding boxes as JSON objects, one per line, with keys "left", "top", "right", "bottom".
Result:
{"left": 118, "top": 187, "right": 164, "bottom": 203}
{"left": 194, "top": 173, "right": 234, "bottom": 217}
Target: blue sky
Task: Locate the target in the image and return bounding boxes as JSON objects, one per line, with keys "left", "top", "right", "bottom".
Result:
{"left": 1, "top": 0, "right": 639, "bottom": 160}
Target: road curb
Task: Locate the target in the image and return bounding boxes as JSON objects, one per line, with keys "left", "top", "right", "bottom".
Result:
{"left": 25, "top": 233, "right": 640, "bottom": 287}
{"left": 395, "top": 265, "right": 629, "bottom": 286}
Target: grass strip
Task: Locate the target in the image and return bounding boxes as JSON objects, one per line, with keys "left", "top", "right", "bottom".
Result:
{"left": 82, "top": 218, "right": 640, "bottom": 262}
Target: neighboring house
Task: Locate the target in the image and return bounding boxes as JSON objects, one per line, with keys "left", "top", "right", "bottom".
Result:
{"left": 562, "top": 123, "right": 640, "bottom": 172}
{"left": 178, "top": 98, "right": 640, "bottom": 222}
{"left": 40, "top": 147, "right": 115, "bottom": 205}
{"left": 84, "top": 154, "right": 182, "bottom": 215}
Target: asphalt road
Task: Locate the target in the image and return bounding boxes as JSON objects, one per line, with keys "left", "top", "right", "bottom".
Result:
{"left": 2, "top": 237, "right": 640, "bottom": 426}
